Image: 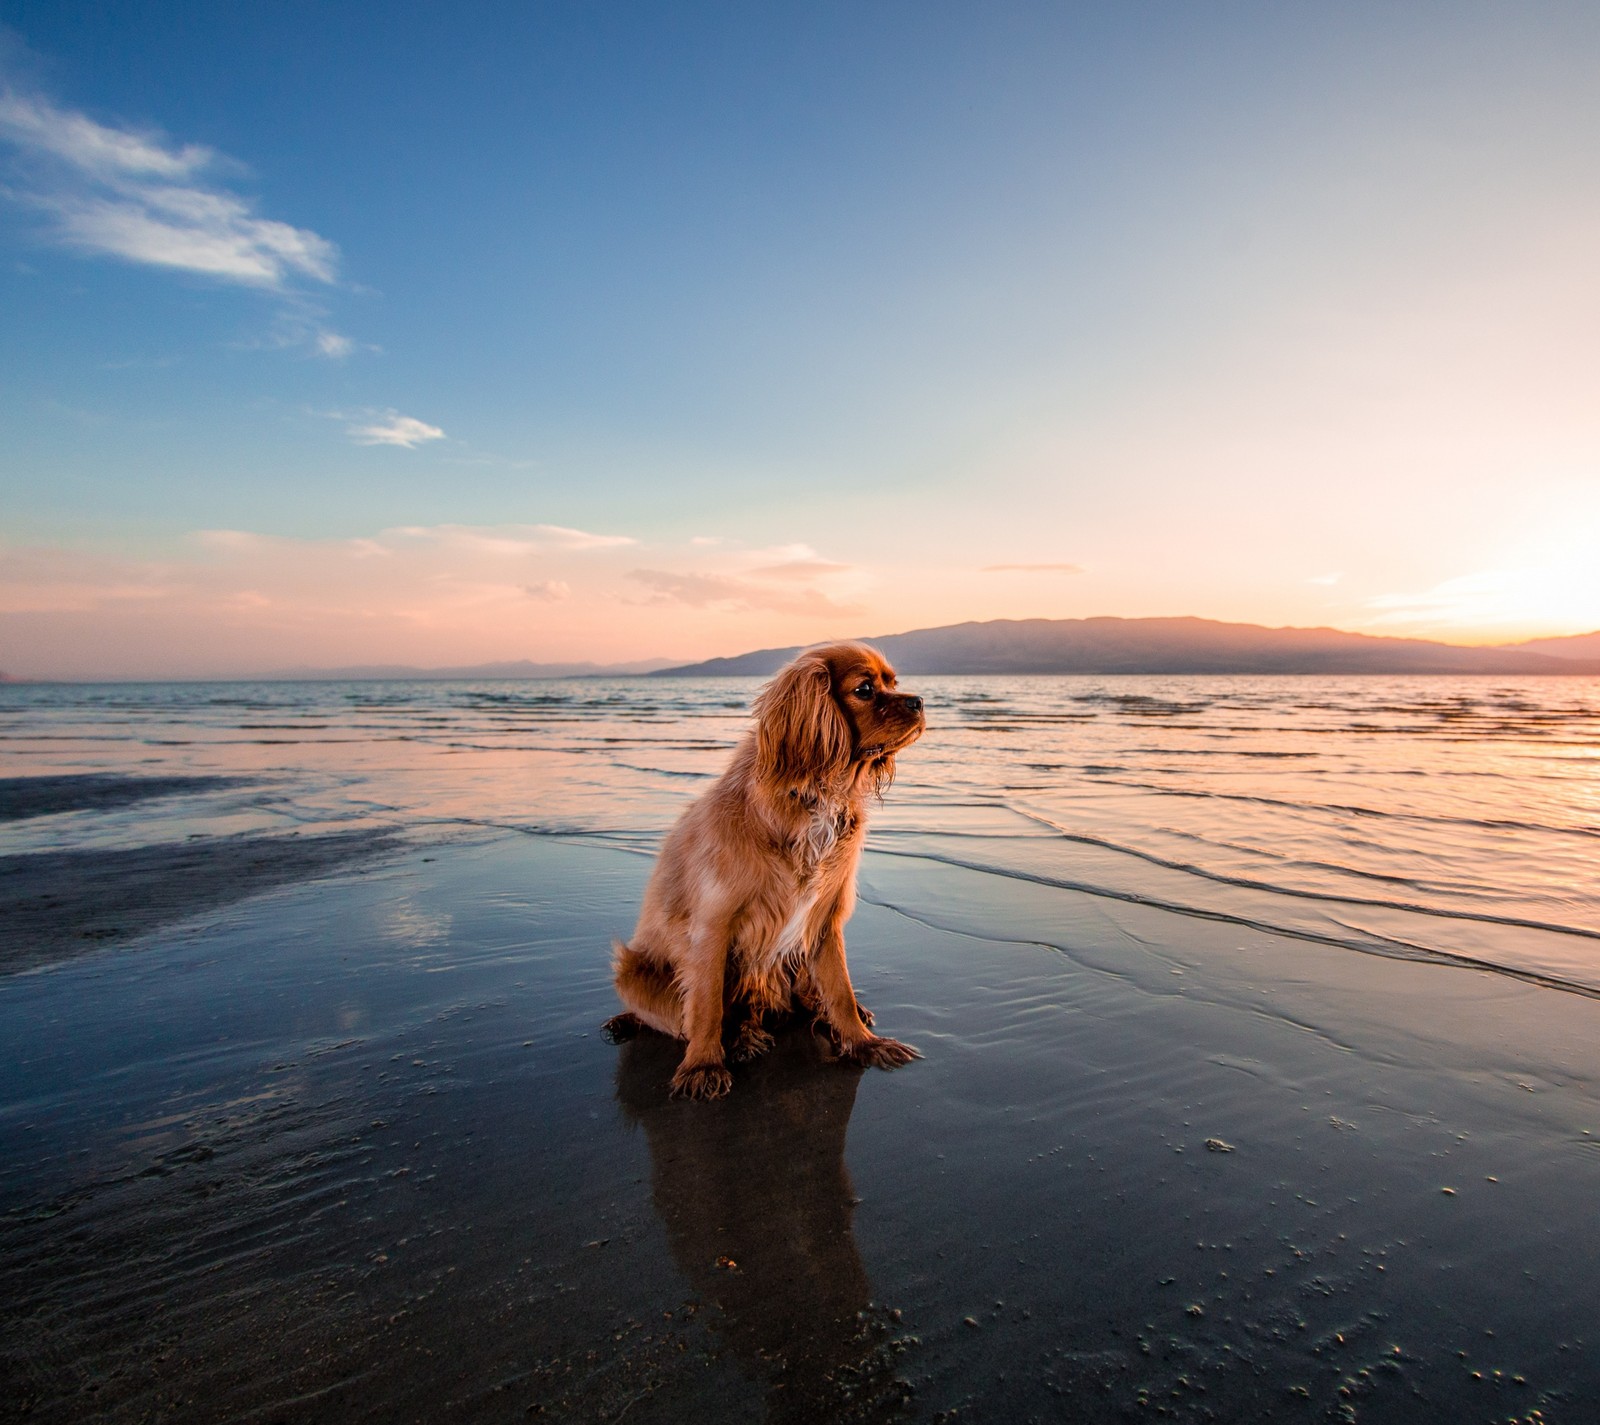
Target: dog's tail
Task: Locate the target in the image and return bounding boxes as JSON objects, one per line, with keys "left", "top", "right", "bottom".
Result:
{"left": 609, "top": 939, "right": 684, "bottom": 1039}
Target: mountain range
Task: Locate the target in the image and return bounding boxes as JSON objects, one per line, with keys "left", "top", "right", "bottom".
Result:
{"left": 652, "top": 617, "right": 1600, "bottom": 677}
{"left": 10, "top": 621, "right": 1600, "bottom": 683}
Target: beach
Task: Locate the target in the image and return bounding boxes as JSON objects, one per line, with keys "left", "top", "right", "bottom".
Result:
{"left": 4, "top": 678, "right": 1600, "bottom": 1422}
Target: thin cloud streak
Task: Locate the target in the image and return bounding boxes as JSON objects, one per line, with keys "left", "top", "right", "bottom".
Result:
{"left": 347, "top": 413, "right": 445, "bottom": 448}
{"left": 0, "top": 91, "right": 339, "bottom": 287}
{"left": 386, "top": 523, "right": 636, "bottom": 553}
{"left": 982, "top": 562, "right": 1084, "bottom": 574}
{"left": 1365, "top": 564, "right": 1600, "bottom": 639}
{"left": 746, "top": 558, "right": 852, "bottom": 581}
{"left": 533, "top": 524, "right": 638, "bottom": 550}
{"left": 628, "top": 568, "right": 857, "bottom": 617}
{"left": 0, "top": 90, "right": 207, "bottom": 178}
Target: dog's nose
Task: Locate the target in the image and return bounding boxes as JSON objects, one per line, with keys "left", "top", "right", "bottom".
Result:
{"left": 905, "top": 695, "right": 924, "bottom": 714}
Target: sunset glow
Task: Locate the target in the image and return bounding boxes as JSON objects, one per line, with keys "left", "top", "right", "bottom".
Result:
{"left": 3, "top": 6, "right": 1599, "bottom": 677}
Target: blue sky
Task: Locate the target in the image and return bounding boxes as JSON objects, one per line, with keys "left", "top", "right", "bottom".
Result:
{"left": 2, "top": 2, "right": 1598, "bottom": 676}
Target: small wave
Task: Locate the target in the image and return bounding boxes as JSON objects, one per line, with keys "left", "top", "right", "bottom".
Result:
{"left": 1070, "top": 693, "right": 1215, "bottom": 716}
{"left": 995, "top": 804, "right": 1600, "bottom": 941}
{"left": 612, "top": 764, "right": 714, "bottom": 780}
{"left": 957, "top": 709, "right": 1099, "bottom": 723}
{"left": 1076, "top": 775, "right": 1600, "bottom": 842}
{"left": 864, "top": 845, "right": 1600, "bottom": 1001}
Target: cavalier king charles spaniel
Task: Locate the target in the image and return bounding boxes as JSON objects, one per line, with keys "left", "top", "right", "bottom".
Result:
{"left": 603, "top": 642, "right": 926, "bottom": 1099}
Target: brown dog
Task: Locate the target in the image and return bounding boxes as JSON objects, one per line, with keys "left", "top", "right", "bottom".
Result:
{"left": 604, "top": 642, "right": 926, "bottom": 1099}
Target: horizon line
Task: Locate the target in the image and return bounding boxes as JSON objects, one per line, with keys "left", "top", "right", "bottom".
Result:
{"left": 5, "top": 612, "right": 1596, "bottom": 684}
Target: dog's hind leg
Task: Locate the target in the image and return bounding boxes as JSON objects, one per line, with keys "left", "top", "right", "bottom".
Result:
{"left": 606, "top": 940, "right": 684, "bottom": 1041}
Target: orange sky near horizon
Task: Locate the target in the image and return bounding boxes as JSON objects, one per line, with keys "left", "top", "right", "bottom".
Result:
{"left": 4, "top": 501, "right": 1598, "bottom": 679}
{"left": 3, "top": 6, "right": 1599, "bottom": 678}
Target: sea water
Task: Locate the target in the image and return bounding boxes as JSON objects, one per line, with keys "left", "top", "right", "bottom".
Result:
{"left": 8, "top": 674, "right": 1600, "bottom": 1421}
{"left": 4, "top": 672, "right": 1598, "bottom": 988}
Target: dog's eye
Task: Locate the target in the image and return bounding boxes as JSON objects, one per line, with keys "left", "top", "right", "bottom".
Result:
{"left": 853, "top": 681, "right": 874, "bottom": 698}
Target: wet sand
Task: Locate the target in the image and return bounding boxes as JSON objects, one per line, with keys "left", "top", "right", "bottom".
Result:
{"left": 4, "top": 832, "right": 1600, "bottom": 1422}
{"left": 0, "top": 771, "right": 401, "bottom": 971}
{"left": 0, "top": 830, "right": 400, "bottom": 973}
{"left": 0, "top": 774, "right": 258, "bottom": 824}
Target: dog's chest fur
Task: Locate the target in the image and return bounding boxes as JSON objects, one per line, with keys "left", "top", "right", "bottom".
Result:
{"left": 797, "top": 796, "right": 854, "bottom": 872}
{"left": 752, "top": 798, "right": 858, "bottom": 967}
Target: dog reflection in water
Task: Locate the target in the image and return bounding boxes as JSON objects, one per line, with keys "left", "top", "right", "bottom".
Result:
{"left": 613, "top": 1023, "right": 913, "bottom": 1418}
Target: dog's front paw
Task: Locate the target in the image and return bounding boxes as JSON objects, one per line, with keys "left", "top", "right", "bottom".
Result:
{"left": 670, "top": 1061, "right": 733, "bottom": 1101}
{"left": 841, "top": 1035, "right": 921, "bottom": 1070}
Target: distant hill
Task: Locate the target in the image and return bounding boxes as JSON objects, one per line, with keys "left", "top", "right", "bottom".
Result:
{"left": 653, "top": 616, "right": 1600, "bottom": 677}
{"left": 266, "top": 657, "right": 676, "bottom": 681}
{"left": 1502, "top": 631, "right": 1600, "bottom": 661}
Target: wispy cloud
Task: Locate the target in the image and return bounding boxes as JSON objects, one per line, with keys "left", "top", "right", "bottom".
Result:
{"left": 190, "top": 522, "right": 633, "bottom": 561}
{"left": 531, "top": 523, "right": 638, "bottom": 551}
{"left": 232, "top": 309, "right": 365, "bottom": 361}
{"left": 388, "top": 523, "right": 635, "bottom": 553}
{"left": 0, "top": 91, "right": 338, "bottom": 288}
{"left": 1365, "top": 558, "right": 1600, "bottom": 638}
{"left": 0, "top": 90, "right": 209, "bottom": 179}
{"left": 747, "top": 558, "right": 852, "bottom": 581}
{"left": 314, "top": 330, "right": 354, "bottom": 359}
{"left": 1365, "top": 571, "right": 1521, "bottom": 631}
{"left": 628, "top": 568, "right": 856, "bottom": 617}
{"left": 1307, "top": 572, "right": 1343, "bottom": 586}
{"left": 347, "top": 412, "right": 445, "bottom": 448}
{"left": 982, "top": 562, "right": 1084, "bottom": 574}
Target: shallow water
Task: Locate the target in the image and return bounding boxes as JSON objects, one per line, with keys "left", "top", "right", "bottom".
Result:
{"left": 5, "top": 675, "right": 1600, "bottom": 1422}
{"left": 5, "top": 673, "right": 1599, "bottom": 987}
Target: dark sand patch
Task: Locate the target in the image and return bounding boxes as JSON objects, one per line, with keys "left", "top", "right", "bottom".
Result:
{"left": 0, "top": 773, "right": 258, "bottom": 822}
{"left": 4, "top": 834, "right": 1600, "bottom": 1422}
{"left": 0, "top": 829, "right": 399, "bottom": 973}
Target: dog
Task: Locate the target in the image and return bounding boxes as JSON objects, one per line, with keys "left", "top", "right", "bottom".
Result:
{"left": 603, "top": 642, "right": 926, "bottom": 1100}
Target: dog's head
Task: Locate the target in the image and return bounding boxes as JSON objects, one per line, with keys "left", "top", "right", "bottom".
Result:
{"left": 753, "top": 642, "right": 924, "bottom": 795}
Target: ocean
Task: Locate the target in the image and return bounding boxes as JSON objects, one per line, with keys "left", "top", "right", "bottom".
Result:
{"left": 6, "top": 672, "right": 1598, "bottom": 990}
{"left": 8, "top": 672, "right": 1600, "bottom": 1421}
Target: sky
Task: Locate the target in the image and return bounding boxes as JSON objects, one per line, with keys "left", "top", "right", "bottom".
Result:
{"left": 2, "top": 1, "right": 1598, "bottom": 678}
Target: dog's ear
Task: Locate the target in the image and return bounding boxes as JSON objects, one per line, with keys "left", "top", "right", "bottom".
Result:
{"left": 754, "top": 653, "right": 851, "bottom": 789}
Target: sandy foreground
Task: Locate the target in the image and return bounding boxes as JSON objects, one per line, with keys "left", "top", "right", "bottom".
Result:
{"left": 3, "top": 817, "right": 1599, "bottom": 1423}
